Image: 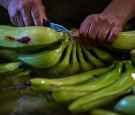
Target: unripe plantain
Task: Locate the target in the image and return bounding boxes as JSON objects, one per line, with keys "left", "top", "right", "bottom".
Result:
{"left": 52, "top": 61, "right": 122, "bottom": 93}
{"left": 77, "top": 43, "right": 93, "bottom": 72}
{"left": 26, "top": 61, "right": 116, "bottom": 92}
{"left": 27, "top": 78, "right": 63, "bottom": 91}
{"left": 19, "top": 39, "right": 69, "bottom": 68}
{"left": 81, "top": 43, "right": 105, "bottom": 68}
{"left": 44, "top": 41, "right": 73, "bottom": 75}
{"left": 69, "top": 60, "right": 135, "bottom": 112}
{"left": 63, "top": 43, "right": 79, "bottom": 75}
{"left": 0, "top": 25, "right": 67, "bottom": 50}
{"left": 53, "top": 61, "right": 116, "bottom": 85}
{"left": 110, "top": 31, "right": 135, "bottom": 50}
{"left": 91, "top": 46, "right": 116, "bottom": 63}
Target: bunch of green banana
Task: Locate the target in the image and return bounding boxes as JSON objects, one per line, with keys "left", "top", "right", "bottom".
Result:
{"left": 69, "top": 60, "right": 135, "bottom": 113}
{"left": 26, "top": 61, "right": 116, "bottom": 92}
{"left": 77, "top": 43, "right": 93, "bottom": 72}
{"left": 1, "top": 25, "right": 135, "bottom": 76}
{"left": 0, "top": 25, "right": 67, "bottom": 50}
{"left": 19, "top": 39, "right": 69, "bottom": 68}
{"left": 63, "top": 43, "right": 79, "bottom": 75}
{"left": 91, "top": 46, "right": 116, "bottom": 63}
{"left": 81, "top": 43, "right": 106, "bottom": 68}
{"left": 42, "top": 41, "right": 73, "bottom": 76}
{"left": 50, "top": 61, "right": 122, "bottom": 102}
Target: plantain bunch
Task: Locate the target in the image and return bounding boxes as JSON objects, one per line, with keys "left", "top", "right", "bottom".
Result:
{"left": 25, "top": 60, "right": 135, "bottom": 113}
{"left": 0, "top": 25, "right": 120, "bottom": 77}
{"left": 0, "top": 25, "right": 135, "bottom": 77}
{"left": 1, "top": 25, "right": 135, "bottom": 114}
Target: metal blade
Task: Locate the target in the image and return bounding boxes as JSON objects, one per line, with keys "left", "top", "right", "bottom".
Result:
{"left": 43, "top": 20, "right": 74, "bottom": 45}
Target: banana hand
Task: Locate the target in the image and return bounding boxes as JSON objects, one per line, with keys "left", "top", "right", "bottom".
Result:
{"left": 69, "top": 60, "right": 135, "bottom": 112}
{"left": 19, "top": 39, "right": 69, "bottom": 68}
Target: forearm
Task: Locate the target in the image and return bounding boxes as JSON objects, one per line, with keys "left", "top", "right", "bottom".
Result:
{"left": 0, "top": 0, "right": 11, "bottom": 9}
{"left": 102, "top": 0, "right": 135, "bottom": 25}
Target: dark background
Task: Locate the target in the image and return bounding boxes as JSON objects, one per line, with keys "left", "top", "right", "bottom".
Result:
{"left": 0, "top": 0, "right": 134, "bottom": 29}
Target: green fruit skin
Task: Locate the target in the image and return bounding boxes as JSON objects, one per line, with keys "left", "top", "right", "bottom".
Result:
{"left": 63, "top": 43, "right": 79, "bottom": 75}
{"left": 69, "top": 61, "right": 135, "bottom": 112}
{"left": 53, "top": 61, "right": 122, "bottom": 92}
{"left": 19, "top": 40, "right": 69, "bottom": 68}
{"left": 114, "top": 95, "right": 135, "bottom": 115}
{"left": 50, "top": 61, "right": 121, "bottom": 102}
{"left": 90, "top": 109, "right": 120, "bottom": 115}
{"left": 44, "top": 41, "right": 72, "bottom": 75}
{"left": 91, "top": 46, "right": 115, "bottom": 63}
{"left": 0, "top": 25, "right": 66, "bottom": 49}
{"left": 0, "top": 62, "right": 20, "bottom": 72}
{"left": 77, "top": 43, "right": 93, "bottom": 72}
{"left": 27, "top": 61, "right": 116, "bottom": 93}
{"left": 81, "top": 43, "right": 105, "bottom": 68}
{"left": 54, "top": 61, "right": 116, "bottom": 85}
{"left": 29, "top": 78, "right": 63, "bottom": 91}
{"left": 110, "top": 31, "right": 135, "bottom": 50}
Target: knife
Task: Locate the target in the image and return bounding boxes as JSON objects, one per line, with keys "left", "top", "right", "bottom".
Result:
{"left": 43, "top": 20, "right": 74, "bottom": 45}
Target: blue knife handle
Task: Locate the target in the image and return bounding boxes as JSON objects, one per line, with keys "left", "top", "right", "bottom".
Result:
{"left": 43, "top": 20, "right": 51, "bottom": 27}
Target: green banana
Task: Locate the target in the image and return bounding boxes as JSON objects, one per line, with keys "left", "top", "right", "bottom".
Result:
{"left": 19, "top": 39, "right": 69, "bottom": 68}
{"left": 81, "top": 42, "right": 105, "bottom": 68}
{"left": 77, "top": 43, "right": 93, "bottom": 72}
{"left": 0, "top": 25, "right": 67, "bottom": 50}
{"left": 90, "top": 109, "right": 120, "bottom": 115}
{"left": 110, "top": 30, "right": 135, "bottom": 50}
{"left": 50, "top": 61, "right": 122, "bottom": 102}
{"left": 0, "top": 62, "right": 21, "bottom": 72}
{"left": 27, "top": 61, "right": 116, "bottom": 92}
{"left": 91, "top": 46, "right": 116, "bottom": 63}
{"left": 0, "top": 49, "right": 19, "bottom": 62}
{"left": 63, "top": 43, "right": 79, "bottom": 75}
{"left": 53, "top": 60, "right": 116, "bottom": 85}
{"left": 43, "top": 41, "right": 72, "bottom": 76}
{"left": 26, "top": 78, "right": 63, "bottom": 91}
{"left": 69, "top": 60, "right": 135, "bottom": 112}
{"left": 52, "top": 61, "right": 122, "bottom": 92}
{"left": 51, "top": 90, "right": 88, "bottom": 103}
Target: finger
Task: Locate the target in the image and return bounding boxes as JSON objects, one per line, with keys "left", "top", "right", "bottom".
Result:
{"left": 21, "top": 4, "right": 34, "bottom": 26}
{"left": 79, "top": 21, "right": 90, "bottom": 39}
{"left": 10, "top": 17, "right": 18, "bottom": 27}
{"left": 16, "top": 15, "right": 25, "bottom": 27}
{"left": 31, "top": 5, "right": 46, "bottom": 26}
{"left": 97, "top": 20, "right": 113, "bottom": 43}
{"left": 79, "top": 21, "right": 91, "bottom": 49}
{"left": 9, "top": 10, "right": 20, "bottom": 27}
{"left": 88, "top": 22, "right": 102, "bottom": 41}
{"left": 106, "top": 26, "right": 120, "bottom": 44}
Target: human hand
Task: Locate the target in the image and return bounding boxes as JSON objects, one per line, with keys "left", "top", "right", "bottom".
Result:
{"left": 7, "top": 0, "right": 47, "bottom": 27}
{"left": 79, "top": 14, "right": 123, "bottom": 49}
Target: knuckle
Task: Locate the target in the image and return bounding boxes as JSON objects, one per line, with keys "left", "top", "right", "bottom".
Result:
{"left": 88, "top": 33, "right": 96, "bottom": 40}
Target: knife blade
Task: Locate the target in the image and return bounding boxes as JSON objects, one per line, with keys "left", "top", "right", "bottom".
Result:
{"left": 43, "top": 20, "right": 74, "bottom": 45}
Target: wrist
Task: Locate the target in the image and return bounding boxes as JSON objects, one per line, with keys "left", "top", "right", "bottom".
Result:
{"left": 0, "top": 0, "right": 12, "bottom": 9}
